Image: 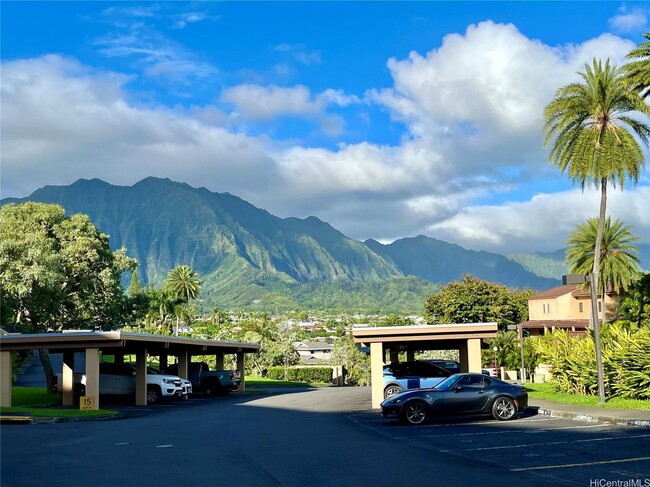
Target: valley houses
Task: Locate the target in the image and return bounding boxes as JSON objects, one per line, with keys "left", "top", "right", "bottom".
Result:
{"left": 518, "top": 283, "right": 622, "bottom": 336}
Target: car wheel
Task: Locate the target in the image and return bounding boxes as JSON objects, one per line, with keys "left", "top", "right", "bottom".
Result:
{"left": 204, "top": 380, "right": 221, "bottom": 397}
{"left": 147, "top": 386, "right": 161, "bottom": 405}
{"left": 384, "top": 384, "right": 403, "bottom": 399}
{"left": 492, "top": 396, "right": 516, "bottom": 420}
{"left": 401, "top": 400, "right": 427, "bottom": 425}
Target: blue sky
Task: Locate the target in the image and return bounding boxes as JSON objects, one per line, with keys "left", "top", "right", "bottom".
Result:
{"left": 2, "top": 1, "right": 649, "bottom": 253}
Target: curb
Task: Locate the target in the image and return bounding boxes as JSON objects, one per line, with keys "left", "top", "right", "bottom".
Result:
{"left": 0, "top": 415, "right": 32, "bottom": 425}
{"left": 534, "top": 406, "right": 650, "bottom": 428}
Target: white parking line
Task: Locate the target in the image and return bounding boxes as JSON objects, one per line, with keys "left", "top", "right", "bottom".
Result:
{"left": 155, "top": 444, "right": 174, "bottom": 448}
{"left": 510, "top": 456, "right": 650, "bottom": 471}
{"left": 443, "top": 433, "right": 650, "bottom": 452}
{"left": 393, "top": 423, "right": 608, "bottom": 440}
{"left": 113, "top": 442, "right": 129, "bottom": 446}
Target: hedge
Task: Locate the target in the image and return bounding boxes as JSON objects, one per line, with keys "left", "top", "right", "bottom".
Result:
{"left": 266, "top": 366, "right": 333, "bottom": 383}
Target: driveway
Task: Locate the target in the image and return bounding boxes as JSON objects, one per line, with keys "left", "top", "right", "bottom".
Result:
{"left": 2, "top": 387, "right": 648, "bottom": 487}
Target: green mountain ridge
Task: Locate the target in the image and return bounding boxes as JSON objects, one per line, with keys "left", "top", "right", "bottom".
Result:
{"left": 2, "top": 177, "right": 563, "bottom": 313}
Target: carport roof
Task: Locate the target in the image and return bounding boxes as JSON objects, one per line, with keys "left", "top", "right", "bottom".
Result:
{"left": 352, "top": 323, "right": 498, "bottom": 346}
{"left": 0, "top": 331, "right": 260, "bottom": 355}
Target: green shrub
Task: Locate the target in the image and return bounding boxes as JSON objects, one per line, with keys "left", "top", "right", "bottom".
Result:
{"left": 532, "top": 326, "right": 650, "bottom": 400}
{"left": 266, "top": 366, "right": 333, "bottom": 383}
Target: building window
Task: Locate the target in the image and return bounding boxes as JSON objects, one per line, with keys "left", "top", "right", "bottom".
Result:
{"left": 579, "top": 303, "right": 583, "bottom": 313}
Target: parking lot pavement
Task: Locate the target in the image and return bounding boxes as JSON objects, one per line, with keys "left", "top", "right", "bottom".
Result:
{"left": 348, "top": 411, "right": 650, "bottom": 486}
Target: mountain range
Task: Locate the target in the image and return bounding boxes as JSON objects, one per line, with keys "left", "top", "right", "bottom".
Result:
{"left": 6, "top": 177, "right": 645, "bottom": 314}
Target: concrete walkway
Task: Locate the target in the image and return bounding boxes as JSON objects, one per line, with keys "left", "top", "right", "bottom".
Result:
{"left": 529, "top": 398, "right": 650, "bottom": 427}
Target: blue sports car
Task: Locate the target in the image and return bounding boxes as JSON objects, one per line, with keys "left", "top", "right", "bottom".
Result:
{"left": 381, "top": 373, "right": 528, "bottom": 425}
{"left": 383, "top": 361, "right": 451, "bottom": 399}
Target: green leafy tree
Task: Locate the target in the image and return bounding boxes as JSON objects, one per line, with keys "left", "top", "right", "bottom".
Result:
{"left": 0, "top": 202, "right": 135, "bottom": 390}
{"left": 330, "top": 335, "right": 370, "bottom": 386}
{"left": 484, "top": 331, "right": 520, "bottom": 370}
{"left": 128, "top": 271, "right": 142, "bottom": 297}
{"left": 619, "top": 273, "right": 650, "bottom": 327}
{"left": 381, "top": 314, "right": 415, "bottom": 327}
{"left": 566, "top": 217, "right": 641, "bottom": 322}
{"left": 622, "top": 32, "right": 650, "bottom": 99}
{"left": 424, "top": 274, "right": 532, "bottom": 330}
{"left": 544, "top": 59, "right": 650, "bottom": 327}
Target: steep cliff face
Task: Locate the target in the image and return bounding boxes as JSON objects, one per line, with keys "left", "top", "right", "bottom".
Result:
{"left": 2, "top": 177, "right": 562, "bottom": 311}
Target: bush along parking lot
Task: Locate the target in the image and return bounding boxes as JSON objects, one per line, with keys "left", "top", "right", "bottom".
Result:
{"left": 265, "top": 366, "right": 334, "bottom": 384}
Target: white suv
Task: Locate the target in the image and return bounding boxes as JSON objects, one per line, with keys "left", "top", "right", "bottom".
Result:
{"left": 75, "top": 363, "right": 183, "bottom": 404}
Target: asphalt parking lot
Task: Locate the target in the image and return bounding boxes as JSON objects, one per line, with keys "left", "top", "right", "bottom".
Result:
{"left": 3, "top": 387, "right": 649, "bottom": 487}
{"left": 349, "top": 409, "right": 650, "bottom": 486}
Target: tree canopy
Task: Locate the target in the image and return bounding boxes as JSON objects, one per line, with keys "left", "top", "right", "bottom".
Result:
{"left": 0, "top": 202, "right": 135, "bottom": 332}
{"left": 622, "top": 32, "right": 650, "bottom": 99}
{"left": 424, "top": 274, "right": 532, "bottom": 330}
{"left": 566, "top": 217, "right": 641, "bottom": 295}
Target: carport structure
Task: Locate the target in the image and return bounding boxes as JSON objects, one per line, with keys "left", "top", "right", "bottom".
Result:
{"left": 0, "top": 332, "right": 260, "bottom": 409}
{"left": 352, "top": 323, "right": 498, "bottom": 408}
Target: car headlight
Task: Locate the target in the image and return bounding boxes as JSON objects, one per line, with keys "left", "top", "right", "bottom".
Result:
{"left": 163, "top": 378, "right": 175, "bottom": 384}
{"left": 383, "top": 397, "right": 404, "bottom": 406}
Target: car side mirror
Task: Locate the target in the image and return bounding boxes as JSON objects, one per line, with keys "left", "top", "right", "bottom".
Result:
{"left": 454, "top": 386, "right": 462, "bottom": 393}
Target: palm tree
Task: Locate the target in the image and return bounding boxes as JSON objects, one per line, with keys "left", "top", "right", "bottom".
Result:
{"left": 544, "top": 59, "right": 650, "bottom": 324}
{"left": 566, "top": 217, "right": 641, "bottom": 323}
{"left": 164, "top": 265, "right": 201, "bottom": 304}
{"left": 164, "top": 265, "right": 201, "bottom": 335}
{"left": 622, "top": 32, "right": 650, "bottom": 99}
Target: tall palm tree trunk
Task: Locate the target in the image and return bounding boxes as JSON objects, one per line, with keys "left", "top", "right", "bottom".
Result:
{"left": 591, "top": 177, "right": 607, "bottom": 329}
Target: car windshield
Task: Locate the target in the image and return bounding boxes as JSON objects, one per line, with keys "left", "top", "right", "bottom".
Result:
{"left": 432, "top": 374, "right": 462, "bottom": 390}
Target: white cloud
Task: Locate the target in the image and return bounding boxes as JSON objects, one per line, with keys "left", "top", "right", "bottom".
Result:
{"left": 608, "top": 6, "right": 648, "bottom": 33}
{"left": 219, "top": 84, "right": 359, "bottom": 135}
{"left": 220, "top": 84, "right": 321, "bottom": 120}
{"left": 427, "top": 186, "right": 650, "bottom": 254}
{"left": 95, "top": 8, "right": 218, "bottom": 85}
{"left": 0, "top": 55, "right": 278, "bottom": 200}
{"left": 1, "top": 22, "right": 647, "bottom": 255}
{"left": 274, "top": 44, "right": 321, "bottom": 65}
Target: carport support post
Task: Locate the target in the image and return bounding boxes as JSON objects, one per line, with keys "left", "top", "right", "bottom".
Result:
{"left": 389, "top": 348, "right": 399, "bottom": 364}
{"left": 85, "top": 348, "right": 100, "bottom": 410}
{"left": 135, "top": 349, "right": 147, "bottom": 406}
{"left": 216, "top": 352, "right": 224, "bottom": 370}
{"left": 406, "top": 349, "right": 414, "bottom": 362}
{"left": 467, "top": 339, "right": 482, "bottom": 373}
{"left": 62, "top": 352, "right": 75, "bottom": 406}
{"left": 159, "top": 355, "right": 168, "bottom": 371}
{"left": 370, "top": 342, "right": 384, "bottom": 409}
{"left": 236, "top": 352, "right": 245, "bottom": 392}
{"left": 459, "top": 338, "right": 482, "bottom": 373}
{"left": 0, "top": 351, "right": 12, "bottom": 407}
{"left": 177, "top": 351, "right": 188, "bottom": 379}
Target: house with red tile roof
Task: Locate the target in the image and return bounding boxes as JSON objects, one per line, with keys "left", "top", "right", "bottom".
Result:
{"left": 518, "top": 284, "right": 622, "bottom": 336}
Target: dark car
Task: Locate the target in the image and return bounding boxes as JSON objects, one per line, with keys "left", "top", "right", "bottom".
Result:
{"left": 424, "top": 359, "right": 461, "bottom": 374}
{"left": 380, "top": 373, "right": 528, "bottom": 425}
{"left": 383, "top": 361, "right": 451, "bottom": 399}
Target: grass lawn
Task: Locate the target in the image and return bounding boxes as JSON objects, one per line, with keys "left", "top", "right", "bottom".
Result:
{"left": 245, "top": 377, "right": 332, "bottom": 388}
{"left": 526, "top": 382, "right": 650, "bottom": 411}
{"left": 0, "top": 387, "right": 119, "bottom": 418}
